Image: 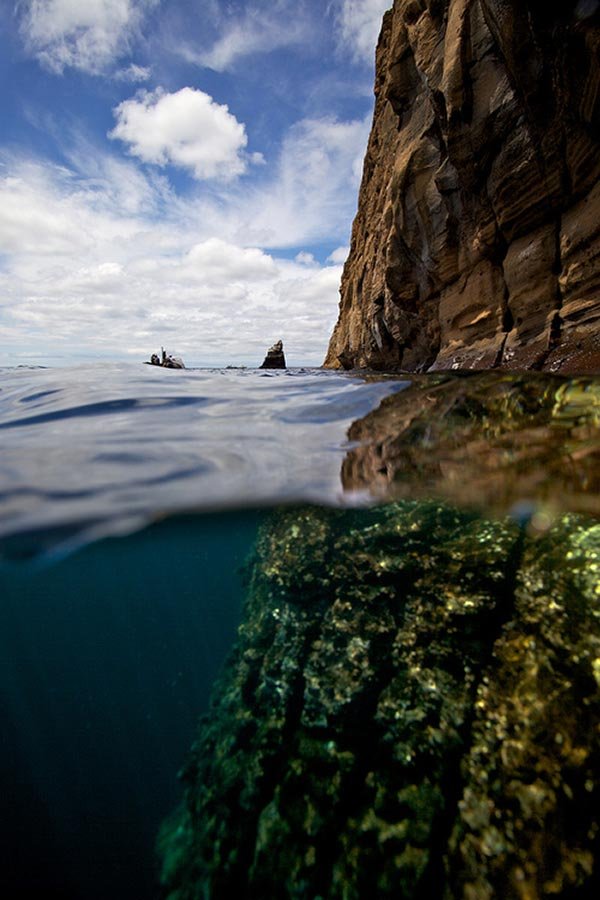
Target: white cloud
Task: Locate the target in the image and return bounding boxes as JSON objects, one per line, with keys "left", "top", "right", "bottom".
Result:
{"left": 109, "top": 87, "right": 253, "bottom": 181}
{"left": 236, "top": 116, "right": 370, "bottom": 247}
{"left": 336, "top": 0, "right": 391, "bottom": 64}
{"left": 0, "top": 154, "right": 343, "bottom": 366}
{"left": 179, "top": 1, "right": 312, "bottom": 72}
{"left": 184, "top": 239, "right": 278, "bottom": 283}
{"left": 327, "top": 246, "right": 349, "bottom": 264}
{"left": 18, "top": 0, "right": 157, "bottom": 75}
{"left": 114, "top": 62, "right": 152, "bottom": 82}
{"left": 295, "top": 251, "right": 317, "bottom": 266}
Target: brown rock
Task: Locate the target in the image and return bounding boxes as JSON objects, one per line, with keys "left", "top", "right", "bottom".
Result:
{"left": 325, "top": 0, "right": 600, "bottom": 373}
{"left": 259, "top": 340, "right": 286, "bottom": 369}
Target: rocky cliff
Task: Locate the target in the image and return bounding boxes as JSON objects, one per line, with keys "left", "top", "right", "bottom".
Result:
{"left": 325, "top": 0, "right": 600, "bottom": 373}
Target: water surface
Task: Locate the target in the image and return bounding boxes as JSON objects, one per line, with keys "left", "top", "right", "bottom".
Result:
{"left": 0, "top": 364, "right": 404, "bottom": 559}
{"left": 0, "top": 365, "right": 598, "bottom": 899}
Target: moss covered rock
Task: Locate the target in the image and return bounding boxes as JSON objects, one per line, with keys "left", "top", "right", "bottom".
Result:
{"left": 158, "top": 502, "right": 600, "bottom": 898}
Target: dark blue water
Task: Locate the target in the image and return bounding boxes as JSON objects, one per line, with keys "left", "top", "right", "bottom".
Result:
{"left": 0, "top": 365, "right": 406, "bottom": 899}
{"left": 0, "top": 513, "right": 261, "bottom": 899}
{"left": 1, "top": 365, "right": 597, "bottom": 899}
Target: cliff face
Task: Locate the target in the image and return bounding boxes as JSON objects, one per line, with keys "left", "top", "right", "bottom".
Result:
{"left": 325, "top": 0, "right": 600, "bottom": 372}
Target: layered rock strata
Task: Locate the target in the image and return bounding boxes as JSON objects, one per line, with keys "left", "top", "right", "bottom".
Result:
{"left": 325, "top": 0, "right": 600, "bottom": 373}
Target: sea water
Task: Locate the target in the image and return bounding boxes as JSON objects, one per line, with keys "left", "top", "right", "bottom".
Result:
{"left": 0, "top": 364, "right": 403, "bottom": 900}
{"left": 0, "top": 364, "right": 598, "bottom": 899}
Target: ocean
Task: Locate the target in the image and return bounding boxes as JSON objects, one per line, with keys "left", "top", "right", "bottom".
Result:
{"left": 0, "top": 364, "right": 402, "bottom": 899}
{"left": 0, "top": 364, "right": 598, "bottom": 899}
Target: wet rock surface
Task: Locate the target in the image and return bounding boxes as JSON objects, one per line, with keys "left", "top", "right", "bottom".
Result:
{"left": 325, "top": 0, "right": 600, "bottom": 373}
{"left": 343, "top": 371, "right": 600, "bottom": 517}
{"left": 159, "top": 499, "right": 600, "bottom": 897}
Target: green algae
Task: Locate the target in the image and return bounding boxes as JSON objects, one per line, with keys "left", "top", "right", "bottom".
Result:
{"left": 159, "top": 373, "right": 600, "bottom": 899}
{"left": 343, "top": 373, "right": 600, "bottom": 519}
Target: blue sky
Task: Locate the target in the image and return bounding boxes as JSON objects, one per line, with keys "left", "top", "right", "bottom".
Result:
{"left": 0, "top": 0, "right": 390, "bottom": 366}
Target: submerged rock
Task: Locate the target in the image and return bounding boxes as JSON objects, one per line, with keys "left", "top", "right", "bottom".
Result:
{"left": 158, "top": 375, "right": 600, "bottom": 898}
{"left": 260, "top": 340, "right": 286, "bottom": 369}
{"left": 159, "top": 498, "right": 600, "bottom": 898}
{"left": 325, "top": 0, "right": 600, "bottom": 373}
{"left": 343, "top": 371, "right": 600, "bottom": 518}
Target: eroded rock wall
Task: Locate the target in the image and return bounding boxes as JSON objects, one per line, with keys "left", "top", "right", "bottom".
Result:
{"left": 325, "top": 0, "right": 600, "bottom": 372}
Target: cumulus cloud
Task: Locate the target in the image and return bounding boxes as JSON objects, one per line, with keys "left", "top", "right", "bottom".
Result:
{"left": 109, "top": 87, "right": 255, "bottom": 181}
{"left": 184, "top": 239, "right": 279, "bottom": 283}
{"left": 0, "top": 155, "right": 343, "bottom": 366}
{"left": 295, "top": 251, "right": 317, "bottom": 266}
{"left": 327, "top": 246, "right": 349, "bottom": 264}
{"left": 18, "top": 0, "right": 157, "bottom": 75}
{"left": 336, "top": 0, "right": 391, "bottom": 64}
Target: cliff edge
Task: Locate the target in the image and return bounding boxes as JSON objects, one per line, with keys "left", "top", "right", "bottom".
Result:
{"left": 325, "top": 0, "right": 600, "bottom": 372}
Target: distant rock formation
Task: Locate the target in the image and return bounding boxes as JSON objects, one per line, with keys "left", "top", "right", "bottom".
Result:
{"left": 259, "top": 340, "right": 286, "bottom": 369}
{"left": 325, "top": 0, "right": 600, "bottom": 373}
{"left": 147, "top": 349, "right": 185, "bottom": 369}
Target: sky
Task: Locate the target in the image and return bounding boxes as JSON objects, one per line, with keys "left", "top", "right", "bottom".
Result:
{"left": 0, "top": 0, "right": 391, "bottom": 367}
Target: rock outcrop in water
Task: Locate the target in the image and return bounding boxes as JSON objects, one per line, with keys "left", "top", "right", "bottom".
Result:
{"left": 159, "top": 503, "right": 600, "bottom": 898}
{"left": 158, "top": 374, "right": 600, "bottom": 899}
{"left": 342, "top": 372, "right": 600, "bottom": 514}
{"left": 259, "top": 340, "right": 286, "bottom": 369}
{"left": 148, "top": 349, "right": 186, "bottom": 369}
{"left": 325, "top": 0, "right": 600, "bottom": 373}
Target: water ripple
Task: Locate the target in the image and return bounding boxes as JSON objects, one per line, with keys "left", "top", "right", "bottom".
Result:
{"left": 0, "top": 363, "right": 403, "bottom": 554}
{"left": 0, "top": 395, "right": 212, "bottom": 429}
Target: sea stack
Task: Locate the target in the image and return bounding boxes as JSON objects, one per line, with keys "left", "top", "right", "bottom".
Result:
{"left": 325, "top": 0, "right": 600, "bottom": 373}
{"left": 259, "top": 340, "right": 286, "bottom": 369}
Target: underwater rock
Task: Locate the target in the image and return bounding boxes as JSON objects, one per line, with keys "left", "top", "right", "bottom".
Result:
{"left": 259, "top": 340, "right": 286, "bottom": 369}
{"left": 342, "top": 371, "right": 600, "bottom": 518}
{"left": 159, "top": 501, "right": 600, "bottom": 898}
{"left": 325, "top": 0, "right": 600, "bottom": 373}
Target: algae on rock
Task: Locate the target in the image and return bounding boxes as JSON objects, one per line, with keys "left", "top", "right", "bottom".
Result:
{"left": 159, "top": 501, "right": 600, "bottom": 898}
{"left": 342, "top": 372, "right": 600, "bottom": 517}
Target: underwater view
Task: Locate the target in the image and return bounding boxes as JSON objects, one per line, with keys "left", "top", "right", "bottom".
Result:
{"left": 1, "top": 365, "right": 599, "bottom": 898}
{"left": 2, "top": 0, "right": 600, "bottom": 896}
